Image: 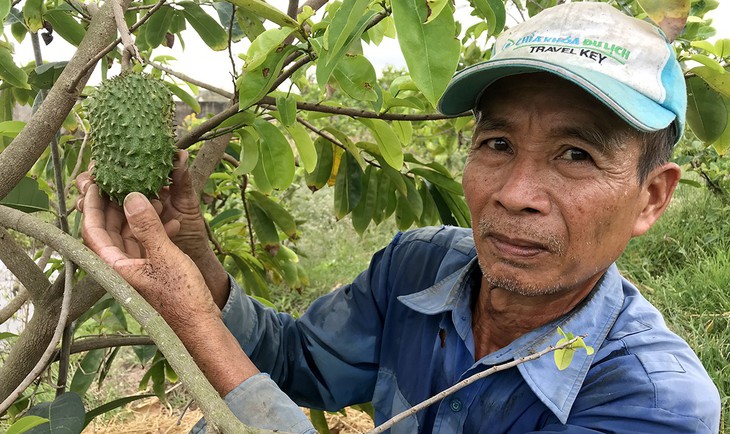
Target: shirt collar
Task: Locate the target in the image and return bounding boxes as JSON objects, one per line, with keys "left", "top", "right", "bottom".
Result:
{"left": 397, "top": 261, "right": 625, "bottom": 425}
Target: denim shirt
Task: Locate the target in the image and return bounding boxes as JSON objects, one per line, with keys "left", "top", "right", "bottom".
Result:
{"left": 194, "top": 226, "right": 720, "bottom": 433}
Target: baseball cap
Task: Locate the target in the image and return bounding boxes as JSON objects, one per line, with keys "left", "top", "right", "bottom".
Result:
{"left": 437, "top": 2, "right": 686, "bottom": 143}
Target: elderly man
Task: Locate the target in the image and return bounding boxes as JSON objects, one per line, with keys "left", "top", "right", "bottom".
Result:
{"left": 77, "top": 2, "right": 720, "bottom": 433}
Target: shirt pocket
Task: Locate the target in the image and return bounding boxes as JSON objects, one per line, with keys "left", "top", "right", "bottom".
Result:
{"left": 372, "top": 369, "right": 420, "bottom": 434}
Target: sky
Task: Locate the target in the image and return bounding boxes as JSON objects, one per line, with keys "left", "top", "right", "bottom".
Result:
{"left": 14, "top": 0, "right": 730, "bottom": 91}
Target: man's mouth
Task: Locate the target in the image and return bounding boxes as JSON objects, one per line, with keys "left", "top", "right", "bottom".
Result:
{"left": 487, "top": 233, "right": 550, "bottom": 258}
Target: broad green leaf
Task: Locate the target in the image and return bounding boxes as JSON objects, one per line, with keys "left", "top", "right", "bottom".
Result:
{"left": 424, "top": 0, "right": 449, "bottom": 24}
{"left": 712, "top": 97, "right": 730, "bottom": 154}
{"left": 226, "top": 0, "right": 299, "bottom": 28}
{"left": 409, "top": 167, "right": 463, "bottom": 195}
{"left": 25, "top": 392, "right": 86, "bottom": 434}
{"left": 0, "top": 120, "right": 25, "bottom": 138}
{"left": 418, "top": 182, "right": 439, "bottom": 226}
{"left": 237, "top": 8, "right": 267, "bottom": 41}
{"left": 334, "top": 150, "right": 363, "bottom": 219}
{"left": 244, "top": 27, "right": 297, "bottom": 71}
{"left": 70, "top": 349, "right": 105, "bottom": 397}
{"left": 249, "top": 201, "right": 280, "bottom": 249}
{"left": 132, "top": 345, "right": 157, "bottom": 365}
{"left": 6, "top": 416, "right": 49, "bottom": 434}
{"left": 402, "top": 175, "right": 423, "bottom": 218}
{"left": 371, "top": 169, "right": 391, "bottom": 224}
{"left": 83, "top": 394, "right": 155, "bottom": 427}
{"left": 332, "top": 54, "right": 378, "bottom": 102}
{"left": 690, "top": 40, "right": 716, "bottom": 55}
{"left": 324, "top": 0, "right": 371, "bottom": 56}
{"left": 395, "top": 191, "right": 416, "bottom": 230}
{"left": 234, "top": 127, "right": 259, "bottom": 175}
{"left": 438, "top": 186, "right": 470, "bottom": 227}
{"left": 359, "top": 119, "right": 403, "bottom": 170}
{"left": 248, "top": 190, "right": 297, "bottom": 237}
{"left": 298, "top": 5, "right": 315, "bottom": 24}
{"left": 686, "top": 75, "right": 728, "bottom": 143}
{"left": 690, "top": 66, "right": 730, "bottom": 97}
{"left": 352, "top": 165, "right": 378, "bottom": 235}
{"left": 636, "top": 0, "right": 689, "bottom": 41}
{"left": 0, "top": 45, "right": 29, "bottom": 89}
{"left": 392, "top": 0, "right": 459, "bottom": 107}
{"left": 229, "top": 253, "right": 270, "bottom": 298}
{"left": 0, "top": 331, "right": 17, "bottom": 339}
{"left": 714, "top": 39, "right": 730, "bottom": 58}
{"left": 218, "top": 111, "right": 256, "bottom": 130}
{"left": 0, "top": 0, "right": 10, "bottom": 23}
{"left": 45, "top": 10, "right": 86, "bottom": 46}
{"left": 238, "top": 44, "right": 298, "bottom": 109}
{"left": 179, "top": 2, "right": 228, "bottom": 51}
{"left": 553, "top": 341, "right": 575, "bottom": 371}
{"left": 276, "top": 94, "right": 297, "bottom": 127}
{"left": 213, "top": 1, "right": 245, "bottom": 42}
{"left": 10, "top": 21, "right": 26, "bottom": 43}
{"left": 0, "top": 177, "right": 49, "bottom": 213}
{"left": 251, "top": 150, "right": 273, "bottom": 194}
{"left": 472, "top": 0, "right": 506, "bottom": 36}
{"left": 310, "top": 409, "right": 330, "bottom": 434}
{"left": 286, "top": 122, "right": 317, "bottom": 172}
{"left": 428, "top": 182, "right": 457, "bottom": 226}
{"left": 253, "top": 119, "right": 295, "bottom": 189}
{"left": 392, "top": 121, "right": 413, "bottom": 145}
{"left": 381, "top": 164, "right": 407, "bottom": 196}
{"left": 305, "top": 136, "right": 334, "bottom": 191}
{"left": 687, "top": 54, "right": 725, "bottom": 74}
{"left": 143, "top": 6, "right": 175, "bottom": 48}
{"left": 165, "top": 82, "right": 201, "bottom": 113}
{"left": 28, "top": 62, "right": 67, "bottom": 90}
{"left": 209, "top": 208, "right": 243, "bottom": 228}
{"left": 324, "top": 127, "right": 366, "bottom": 169}
{"left": 22, "top": 0, "right": 43, "bottom": 31}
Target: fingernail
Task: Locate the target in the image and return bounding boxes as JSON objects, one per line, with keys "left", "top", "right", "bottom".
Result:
{"left": 124, "top": 193, "right": 147, "bottom": 215}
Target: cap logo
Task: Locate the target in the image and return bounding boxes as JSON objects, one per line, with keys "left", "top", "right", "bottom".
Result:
{"left": 501, "top": 33, "right": 632, "bottom": 65}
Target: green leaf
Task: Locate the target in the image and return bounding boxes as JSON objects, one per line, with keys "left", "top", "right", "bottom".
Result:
{"left": 251, "top": 151, "right": 273, "bottom": 194}
{"left": 0, "top": 45, "right": 29, "bottom": 89}
{"left": 305, "top": 136, "right": 335, "bottom": 191}
{"left": 234, "top": 127, "right": 259, "bottom": 176}
{"left": 686, "top": 75, "right": 728, "bottom": 143}
{"left": 392, "top": 121, "right": 413, "bottom": 145}
{"left": 334, "top": 150, "right": 363, "bottom": 219}
{"left": 391, "top": 0, "right": 459, "bottom": 107}
{"left": 69, "top": 349, "right": 105, "bottom": 397}
{"left": 226, "top": 0, "right": 299, "bottom": 28}
{"left": 0, "top": 177, "right": 50, "bottom": 213}
{"left": 245, "top": 27, "right": 297, "bottom": 71}
{"left": 213, "top": 1, "right": 245, "bottom": 42}
{"left": 229, "top": 252, "right": 270, "bottom": 298}
{"left": 22, "top": 0, "right": 44, "bottom": 32}
{"left": 409, "top": 167, "right": 462, "bottom": 195}
{"left": 83, "top": 394, "right": 155, "bottom": 427}
{"left": 712, "top": 97, "right": 730, "bottom": 154}
{"left": 310, "top": 409, "right": 330, "bottom": 434}
{"left": 690, "top": 66, "right": 730, "bottom": 97}
{"left": 237, "top": 44, "right": 298, "bottom": 109}
{"left": 0, "top": 0, "right": 10, "bottom": 23}
{"left": 253, "top": 118, "right": 295, "bottom": 190}
{"left": 132, "top": 345, "right": 157, "bottom": 365}
{"left": 277, "top": 94, "right": 297, "bottom": 127}
{"left": 359, "top": 119, "right": 403, "bottom": 170}
{"left": 143, "top": 6, "right": 175, "bottom": 48}
{"left": 687, "top": 54, "right": 724, "bottom": 74}
{"left": 0, "top": 331, "right": 18, "bottom": 340}
{"left": 395, "top": 191, "right": 416, "bottom": 230}
{"left": 28, "top": 61, "right": 67, "bottom": 90}
{"left": 6, "top": 416, "right": 49, "bottom": 434}
{"left": 11, "top": 21, "right": 26, "bottom": 44}
{"left": 248, "top": 190, "right": 297, "bottom": 237}
{"left": 324, "top": 127, "right": 366, "bottom": 169}
{"left": 236, "top": 8, "right": 267, "bottom": 41}
{"left": 209, "top": 208, "right": 243, "bottom": 228}
{"left": 418, "top": 181, "right": 439, "bottom": 226}
{"left": 179, "top": 1, "right": 228, "bottom": 51}
{"left": 332, "top": 54, "right": 378, "bottom": 102}
{"left": 424, "top": 0, "right": 449, "bottom": 24}
{"left": 249, "top": 200, "right": 280, "bottom": 249}
{"left": 325, "top": 0, "right": 370, "bottom": 56}
{"left": 286, "top": 122, "right": 316, "bottom": 172}
{"left": 714, "top": 39, "right": 730, "bottom": 58}
{"left": 690, "top": 40, "right": 716, "bottom": 55}
{"left": 553, "top": 343, "right": 575, "bottom": 371}
{"left": 0, "top": 120, "right": 25, "bottom": 138}
{"left": 45, "top": 9, "right": 86, "bottom": 46}
{"left": 352, "top": 165, "right": 378, "bottom": 235}
{"left": 472, "top": 0, "right": 506, "bottom": 37}
{"left": 165, "top": 81, "right": 201, "bottom": 113}
{"left": 25, "top": 392, "right": 86, "bottom": 434}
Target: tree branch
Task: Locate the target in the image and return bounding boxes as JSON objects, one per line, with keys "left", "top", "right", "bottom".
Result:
{"left": 111, "top": 0, "right": 141, "bottom": 70}
{"left": 190, "top": 132, "right": 234, "bottom": 195}
{"left": 0, "top": 227, "right": 51, "bottom": 302}
{"left": 0, "top": 206, "right": 265, "bottom": 433}
{"left": 0, "top": 0, "right": 133, "bottom": 201}
{"left": 367, "top": 335, "right": 586, "bottom": 434}
{"left": 176, "top": 103, "right": 239, "bottom": 150}
{"left": 0, "top": 288, "right": 28, "bottom": 326}
{"left": 144, "top": 59, "right": 234, "bottom": 100}
{"left": 50, "top": 335, "right": 155, "bottom": 362}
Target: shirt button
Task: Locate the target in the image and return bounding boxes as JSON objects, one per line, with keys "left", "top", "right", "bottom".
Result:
{"left": 449, "top": 398, "right": 463, "bottom": 412}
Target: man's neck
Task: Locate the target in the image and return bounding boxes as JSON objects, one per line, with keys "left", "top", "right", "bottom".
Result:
{"left": 471, "top": 275, "right": 600, "bottom": 360}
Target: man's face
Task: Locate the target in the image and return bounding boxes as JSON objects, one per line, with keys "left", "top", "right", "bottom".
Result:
{"left": 463, "top": 73, "right": 650, "bottom": 297}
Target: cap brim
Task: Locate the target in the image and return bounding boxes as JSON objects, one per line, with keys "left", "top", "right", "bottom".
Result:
{"left": 437, "top": 58, "right": 676, "bottom": 133}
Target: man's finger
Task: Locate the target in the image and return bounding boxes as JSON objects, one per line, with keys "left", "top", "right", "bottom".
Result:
{"left": 170, "top": 150, "right": 200, "bottom": 211}
{"left": 75, "top": 171, "right": 92, "bottom": 195}
{"left": 123, "top": 192, "right": 172, "bottom": 255}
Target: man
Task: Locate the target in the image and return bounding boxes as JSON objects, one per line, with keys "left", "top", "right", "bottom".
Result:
{"left": 77, "top": 2, "right": 721, "bottom": 433}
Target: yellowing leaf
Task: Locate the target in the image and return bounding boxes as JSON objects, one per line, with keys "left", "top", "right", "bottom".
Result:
{"left": 636, "top": 0, "right": 689, "bottom": 41}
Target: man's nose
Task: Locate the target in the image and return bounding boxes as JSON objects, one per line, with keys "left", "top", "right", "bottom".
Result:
{"left": 492, "top": 159, "right": 551, "bottom": 215}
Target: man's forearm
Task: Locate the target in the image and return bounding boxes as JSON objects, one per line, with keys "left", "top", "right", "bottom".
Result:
{"left": 189, "top": 247, "right": 231, "bottom": 309}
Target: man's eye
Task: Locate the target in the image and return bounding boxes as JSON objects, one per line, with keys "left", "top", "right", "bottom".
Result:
{"left": 559, "top": 148, "right": 592, "bottom": 161}
{"left": 484, "top": 138, "right": 511, "bottom": 152}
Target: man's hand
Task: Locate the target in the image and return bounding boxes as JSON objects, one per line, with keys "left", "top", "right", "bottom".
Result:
{"left": 76, "top": 151, "right": 230, "bottom": 307}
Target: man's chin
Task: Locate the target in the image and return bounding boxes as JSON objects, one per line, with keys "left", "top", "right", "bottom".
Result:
{"left": 484, "top": 273, "right": 565, "bottom": 297}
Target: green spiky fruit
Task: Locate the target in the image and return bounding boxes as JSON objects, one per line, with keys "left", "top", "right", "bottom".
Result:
{"left": 87, "top": 72, "right": 176, "bottom": 204}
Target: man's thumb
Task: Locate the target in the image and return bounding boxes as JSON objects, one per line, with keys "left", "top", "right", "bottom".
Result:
{"left": 124, "top": 192, "right": 170, "bottom": 253}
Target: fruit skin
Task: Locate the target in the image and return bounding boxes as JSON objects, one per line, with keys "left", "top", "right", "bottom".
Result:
{"left": 87, "top": 72, "right": 176, "bottom": 204}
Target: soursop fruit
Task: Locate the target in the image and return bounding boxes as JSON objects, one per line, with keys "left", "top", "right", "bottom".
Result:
{"left": 86, "top": 72, "right": 176, "bottom": 204}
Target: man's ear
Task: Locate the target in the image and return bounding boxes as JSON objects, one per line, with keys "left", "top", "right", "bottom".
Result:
{"left": 632, "top": 162, "right": 681, "bottom": 237}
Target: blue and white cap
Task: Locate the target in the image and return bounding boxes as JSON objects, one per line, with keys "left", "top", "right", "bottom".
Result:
{"left": 437, "top": 2, "right": 686, "bottom": 144}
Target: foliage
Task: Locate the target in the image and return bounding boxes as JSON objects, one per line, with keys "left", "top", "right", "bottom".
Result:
{"left": 0, "top": 0, "right": 727, "bottom": 431}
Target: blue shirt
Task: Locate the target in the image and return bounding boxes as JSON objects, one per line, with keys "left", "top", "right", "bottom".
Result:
{"left": 194, "top": 226, "right": 720, "bottom": 433}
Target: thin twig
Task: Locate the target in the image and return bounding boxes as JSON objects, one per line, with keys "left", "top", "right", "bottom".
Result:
{"left": 176, "top": 103, "right": 239, "bottom": 149}
{"left": 296, "top": 117, "right": 346, "bottom": 152}
{"left": 65, "top": 112, "right": 89, "bottom": 197}
{"left": 367, "top": 335, "right": 586, "bottom": 434}
{"left": 68, "top": 0, "right": 166, "bottom": 91}
{"left": 0, "top": 264, "right": 74, "bottom": 415}
{"left": 0, "top": 288, "right": 29, "bottom": 325}
{"left": 227, "top": 5, "right": 239, "bottom": 89}
{"left": 49, "top": 335, "right": 155, "bottom": 362}
{"left": 145, "top": 58, "right": 234, "bottom": 99}
{"left": 111, "top": 0, "right": 141, "bottom": 70}
{"left": 259, "top": 97, "right": 460, "bottom": 121}
{"left": 204, "top": 219, "right": 225, "bottom": 256}
{"left": 240, "top": 176, "right": 256, "bottom": 257}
